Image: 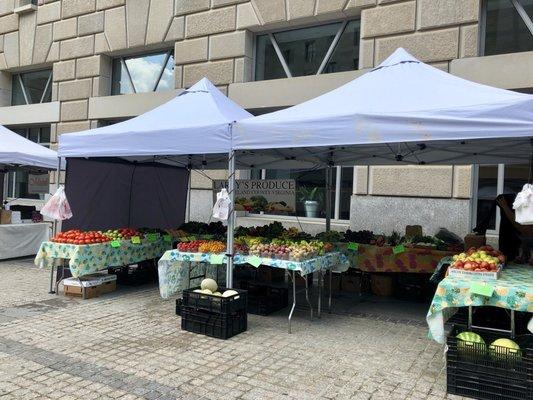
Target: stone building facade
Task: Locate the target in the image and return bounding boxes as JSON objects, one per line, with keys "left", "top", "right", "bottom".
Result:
{"left": 0, "top": 0, "right": 532, "bottom": 238}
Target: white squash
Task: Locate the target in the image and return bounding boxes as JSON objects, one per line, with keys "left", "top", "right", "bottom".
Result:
{"left": 201, "top": 278, "right": 218, "bottom": 293}
{"left": 222, "top": 289, "right": 239, "bottom": 298}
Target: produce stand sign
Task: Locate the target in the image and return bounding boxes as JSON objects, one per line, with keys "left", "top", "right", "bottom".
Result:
{"left": 469, "top": 282, "right": 495, "bottom": 297}
{"left": 110, "top": 240, "right": 121, "bottom": 248}
{"left": 448, "top": 264, "right": 503, "bottom": 280}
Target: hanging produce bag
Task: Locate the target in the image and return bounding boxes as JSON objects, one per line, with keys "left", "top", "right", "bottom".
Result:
{"left": 40, "top": 185, "right": 73, "bottom": 221}
{"left": 212, "top": 188, "right": 231, "bottom": 221}
{"left": 513, "top": 183, "right": 533, "bottom": 225}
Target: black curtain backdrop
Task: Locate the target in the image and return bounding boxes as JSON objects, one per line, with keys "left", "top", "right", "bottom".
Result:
{"left": 63, "top": 158, "right": 189, "bottom": 231}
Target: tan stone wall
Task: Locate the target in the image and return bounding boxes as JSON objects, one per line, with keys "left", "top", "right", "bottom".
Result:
{"left": 0, "top": 0, "right": 482, "bottom": 198}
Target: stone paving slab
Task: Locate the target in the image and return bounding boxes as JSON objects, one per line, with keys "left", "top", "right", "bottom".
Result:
{"left": 0, "top": 259, "right": 467, "bottom": 400}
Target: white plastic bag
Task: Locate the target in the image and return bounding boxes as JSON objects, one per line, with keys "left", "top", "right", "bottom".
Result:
{"left": 212, "top": 188, "right": 231, "bottom": 220}
{"left": 512, "top": 183, "right": 533, "bottom": 225}
{"left": 40, "top": 186, "right": 73, "bottom": 221}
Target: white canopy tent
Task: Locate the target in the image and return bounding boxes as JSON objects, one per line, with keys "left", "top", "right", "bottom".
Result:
{"left": 221, "top": 48, "right": 533, "bottom": 286}
{"left": 59, "top": 78, "right": 253, "bottom": 169}
{"left": 0, "top": 124, "right": 58, "bottom": 170}
{"left": 58, "top": 78, "right": 254, "bottom": 286}
{"left": 233, "top": 48, "right": 533, "bottom": 168}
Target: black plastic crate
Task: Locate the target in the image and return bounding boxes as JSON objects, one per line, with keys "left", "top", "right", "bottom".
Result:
{"left": 447, "top": 324, "right": 533, "bottom": 400}
{"left": 181, "top": 307, "right": 247, "bottom": 339}
{"left": 111, "top": 261, "right": 157, "bottom": 286}
{"left": 237, "top": 281, "right": 288, "bottom": 316}
{"left": 182, "top": 287, "right": 247, "bottom": 315}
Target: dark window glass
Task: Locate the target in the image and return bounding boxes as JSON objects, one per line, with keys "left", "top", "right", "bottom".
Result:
{"left": 273, "top": 23, "right": 340, "bottom": 77}
{"left": 255, "top": 34, "right": 287, "bottom": 81}
{"left": 477, "top": 165, "right": 498, "bottom": 230}
{"left": 484, "top": 0, "right": 533, "bottom": 55}
{"left": 112, "top": 52, "right": 174, "bottom": 95}
{"left": 340, "top": 167, "right": 353, "bottom": 220}
{"left": 324, "top": 20, "right": 360, "bottom": 73}
{"left": 255, "top": 21, "right": 360, "bottom": 81}
{"left": 11, "top": 70, "right": 52, "bottom": 105}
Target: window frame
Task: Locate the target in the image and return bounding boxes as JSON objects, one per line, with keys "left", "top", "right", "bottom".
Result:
{"left": 11, "top": 69, "right": 53, "bottom": 106}
{"left": 111, "top": 50, "right": 174, "bottom": 96}
{"left": 480, "top": 0, "right": 533, "bottom": 56}
{"left": 245, "top": 166, "right": 353, "bottom": 221}
{"left": 254, "top": 19, "right": 360, "bottom": 81}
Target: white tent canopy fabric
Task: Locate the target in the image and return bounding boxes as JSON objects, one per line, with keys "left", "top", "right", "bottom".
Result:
{"left": 58, "top": 78, "right": 252, "bottom": 168}
{"left": 234, "top": 48, "right": 533, "bottom": 167}
{"left": 0, "top": 125, "right": 58, "bottom": 170}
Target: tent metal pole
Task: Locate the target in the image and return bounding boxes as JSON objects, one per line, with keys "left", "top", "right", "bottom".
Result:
{"left": 325, "top": 165, "right": 332, "bottom": 232}
{"left": 186, "top": 170, "right": 191, "bottom": 223}
{"left": 53, "top": 157, "right": 61, "bottom": 237}
{"left": 226, "top": 149, "right": 236, "bottom": 288}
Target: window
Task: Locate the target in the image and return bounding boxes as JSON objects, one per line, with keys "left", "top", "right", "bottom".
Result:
{"left": 255, "top": 20, "right": 360, "bottom": 81}
{"left": 475, "top": 164, "right": 530, "bottom": 232}
{"left": 482, "top": 0, "right": 533, "bottom": 56}
{"left": 251, "top": 167, "right": 353, "bottom": 220}
{"left": 11, "top": 69, "right": 52, "bottom": 106}
{"left": 5, "top": 127, "right": 51, "bottom": 200}
{"left": 111, "top": 51, "right": 174, "bottom": 95}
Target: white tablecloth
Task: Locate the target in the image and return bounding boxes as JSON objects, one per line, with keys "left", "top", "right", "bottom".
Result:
{"left": 0, "top": 223, "right": 51, "bottom": 260}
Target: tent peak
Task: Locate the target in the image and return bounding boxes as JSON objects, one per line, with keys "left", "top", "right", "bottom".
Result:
{"left": 373, "top": 47, "right": 420, "bottom": 70}
{"left": 186, "top": 77, "right": 218, "bottom": 93}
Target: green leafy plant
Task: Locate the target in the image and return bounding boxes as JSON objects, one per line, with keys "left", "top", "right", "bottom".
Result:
{"left": 298, "top": 186, "right": 325, "bottom": 203}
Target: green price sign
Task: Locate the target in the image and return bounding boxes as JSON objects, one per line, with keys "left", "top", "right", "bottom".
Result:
{"left": 163, "top": 235, "right": 172, "bottom": 243}
{"left": 347, "top": 242, "right": 359, "bottom": 251}
{"left": 210, "top": 254, "right": 225, "bottom": 265}
{"left": 393, "top": 245, "right": 405, "bottom": 254}
{"left": 248, "top": 256, "right": 262, "bottom": 268}
{"left": 147, "top": 233, "right": 158, "bottom": 242}
{"left": 131, "top": 236, "right": 141, "bottom": 244}
{"left": 110, "top": 240, "right": 121, "bottom": 248}
{"left": 470, "top": 282, "right": 494, "bottom": 297}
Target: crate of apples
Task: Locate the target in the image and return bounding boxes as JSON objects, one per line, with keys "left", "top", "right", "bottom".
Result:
{"left": 51, "top": 230, "right": 111, "bottom": 245}
{"left": 449, "top": 246, "right": 505, "bottom": 280}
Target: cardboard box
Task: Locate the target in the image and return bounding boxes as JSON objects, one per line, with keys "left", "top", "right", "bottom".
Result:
{"left": 370, "top": 274, "right": 394, "bottom": 297}
{"left": 341, "top": 273, "right": 361, "bottom": 293}
{"left": 63, "top": 274, "right": 117, "bottom": 299}
{"left": 0, "top": 210, "right": 12, "bottom": 224}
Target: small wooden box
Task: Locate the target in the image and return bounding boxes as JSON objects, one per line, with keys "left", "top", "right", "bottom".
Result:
{"left": 0, "top": 210, "right": 12, "bottom": 224}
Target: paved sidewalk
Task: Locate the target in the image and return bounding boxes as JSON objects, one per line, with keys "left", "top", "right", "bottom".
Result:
{"left": 0, "top": 259, "right": 462, "bottom": 400}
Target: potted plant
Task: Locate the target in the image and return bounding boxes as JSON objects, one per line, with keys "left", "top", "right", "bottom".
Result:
{"left": 298, "top": 186, "right": 324, "bottom": 218}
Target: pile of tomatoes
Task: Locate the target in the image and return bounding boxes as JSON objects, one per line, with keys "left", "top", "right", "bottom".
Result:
{"left": 51, "top": 230, "right": 111, "bottom": 245}
{"left": 177, "top": 240, "right": 207, "bottom": 253}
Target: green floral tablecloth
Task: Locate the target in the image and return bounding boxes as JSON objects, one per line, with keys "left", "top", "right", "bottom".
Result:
{"left": 35, "top": 239, "right": 171, "bottom": 278}
{"left": 427, "top": 264, "right": 533, "bottom": 344}
{"left": 158, "top": 251, "right": 350, "bottom": 299}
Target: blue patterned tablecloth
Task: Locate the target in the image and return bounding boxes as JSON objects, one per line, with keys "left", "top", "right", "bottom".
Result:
{"left": 158, "top": 251, "right": 349, "bottom": 299}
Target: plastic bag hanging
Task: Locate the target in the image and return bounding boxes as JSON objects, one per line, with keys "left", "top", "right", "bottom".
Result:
{"left": 212, "top": 188, "right": 231, "bottom": 221}
{"left": 512, "top": 183, "right": 533, "bottom": 225}
{"left": 40, "top": 185, "right": 73, "bottom": 221}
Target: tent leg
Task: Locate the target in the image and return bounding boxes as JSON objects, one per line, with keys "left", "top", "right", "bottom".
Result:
{"left": 53, "top": 157, "right": 61, "bottom": 237}
{"left": 319, "top": 165, "right": 333, "bottom": 316}
{"left": 226, "top": 150, "right": 236, "bottom": 289}
{"left": 186, "top": 169, "right": 192, "bottom": 223}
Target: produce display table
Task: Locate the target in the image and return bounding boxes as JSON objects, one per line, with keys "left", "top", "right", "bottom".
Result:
{"left": 337, "top": 243, "right": 455, "bottom": 273}
{"left": 158, "top": 250, "right": 350, "bottom": 333}
{"left": 35, "top": 239, "right": 171, "bottom": 279}
{"left": 0, "top": 223, "right": 51, "bottom": 260}
{"left": 426, "top": 264, "right": 533, "bottom": 343}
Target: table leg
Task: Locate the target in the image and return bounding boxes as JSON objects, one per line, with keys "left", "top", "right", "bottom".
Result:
{"left": 328, "top": 268, "right": 332, "bottom": 314}
{"left": 79, "top": 277, "right": 86, "bottom": 300}
{"left": 305, "top": 273, "right": 313, "bottom": 320}
{"left": 49, "top": 265, "right": 56, "bottom": 294}
{"left": 511, "top": 310, "right": 515, "bottom": 339}
{"left": 317, "top": 271, "right": 322, "bottom": 319}
{"left": 288, "top": 270, "right": 296, "bottom": 334}
{"left": 468, "top": 306, "right": 473, "bottom": 329}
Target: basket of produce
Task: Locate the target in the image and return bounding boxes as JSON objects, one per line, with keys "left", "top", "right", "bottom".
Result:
{"left": 182, "top": 279, "right": 247, "bottom": 315}
{"left": 448, "top": 246, "right": 505, "bottom": 280}
{"left": 447, "top": 324, "right": 533, "bottom": 400}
